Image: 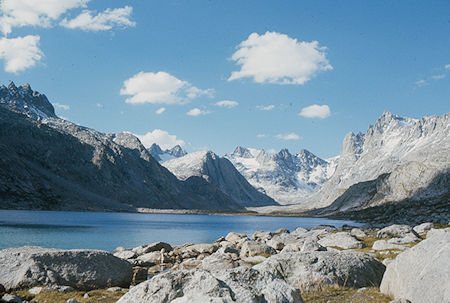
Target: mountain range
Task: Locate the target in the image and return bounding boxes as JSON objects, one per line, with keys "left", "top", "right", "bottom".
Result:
{"left": 1, "top": 82, "right": 448, "bottom": 222}
{"left": 0, "top": 83, "right": 275, "bottom": 211}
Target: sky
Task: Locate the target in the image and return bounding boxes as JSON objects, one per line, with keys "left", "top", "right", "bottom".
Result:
{"left": 0, "top": 0, "right": 449, "bottom": 158}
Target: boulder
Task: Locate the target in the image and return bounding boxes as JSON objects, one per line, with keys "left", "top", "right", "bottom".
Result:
{"left": 386, "top": 233, "right": 420, "bottom": 244}
{"left": 254, "top": 251, "right": 385, "bottom": 291}
{"left": 380, "top": 228, "right": 450, "bottom": 303}
{"left": 0, "top": 246, "right": 132, "bottom": 291}
{"left": 136, "top": 251, "right": 161, "bottom": 266}
{"left": 377, "top": 225, "right": 417, "bottom": 239}
{"left": 132, "top": 242, "right": 172, "bottom": 255}
{"left": 372, "top": 240, "right": 407, "bottom": 251}
{"left": 116, "top": 268, "right": 303, "bottom": 303}
{"left": 113, "top": 250, "right": 137, "bottom": 260}
{"left": 317, "top": 232, "right": 364, "bottom": 249}
{"left": 240, "top": 241, "right": 277, "bottom": 258}
{"left": 225, "top": 232, "right": 248, "bottom": 243}
{"left": 201, "top": 250, "right": 241, "bottom": 271}
{"left": 412, "top": 222, "right": 434, "bottom": 234}
{"left": 350, "top": 228, "right": 367, "bottom": 239}
{"left": 1, "top": 294, "right": 23, "bottom": 303}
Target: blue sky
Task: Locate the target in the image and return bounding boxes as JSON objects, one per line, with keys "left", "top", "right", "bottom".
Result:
{"left": 1, "top": 0, "right": 449, "bottom": 158}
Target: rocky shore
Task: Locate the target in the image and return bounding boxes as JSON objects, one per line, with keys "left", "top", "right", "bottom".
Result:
{"left": 1, "top": 223, "right": 448, "bottom": 303}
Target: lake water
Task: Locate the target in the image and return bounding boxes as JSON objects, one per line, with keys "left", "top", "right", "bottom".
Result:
{"left": 0, "top": 210, "right": 360, "bottom": 252}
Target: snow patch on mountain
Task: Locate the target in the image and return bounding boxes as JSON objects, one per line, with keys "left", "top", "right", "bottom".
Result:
{"left": 225, "top": 147, "right": 337, "bottom": 204}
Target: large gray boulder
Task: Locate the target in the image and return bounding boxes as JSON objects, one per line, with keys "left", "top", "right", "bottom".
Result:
{"left": 380, "top": 228, "right": 450, "bottom": 303}
{"left": 117, "top": 267, "right": 303, "bottom": 303}
{"left": 254, "top": 251, "right": 385, "bottom": 291}
{"left": 0, "top": 246, "right": 133, "bottom": 291}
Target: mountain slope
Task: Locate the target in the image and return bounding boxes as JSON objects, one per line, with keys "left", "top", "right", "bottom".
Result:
{"left": 0, "top": 83, "right": 242, "bottom": 211}
{"left": 225, "top": 147, "right": 337, "bottom": 204}
{"left": 163, "top": 151, "right": 277, "bottom": 207}
{"left": 302, "top": 111, "right": 450, "bottom": 210}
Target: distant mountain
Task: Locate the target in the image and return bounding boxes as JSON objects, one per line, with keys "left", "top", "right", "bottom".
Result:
{"left": 224, "top": 147, "right": 337, "bottom": 204}
{"left": 148, "top": 143, "right": 187, "bottom": 162}
{"left": 163, "top": 151, "right": 277, "bottom": 207}
{"left": 297, "top": 111, "right": 450, "bottom": 217}
{"left": 0, "top": 83, "right": 245, "bottom": 211}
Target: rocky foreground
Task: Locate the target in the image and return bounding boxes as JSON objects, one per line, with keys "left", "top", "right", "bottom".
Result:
{"left": 0, "top": 223, "right": 448, "bottom": 303}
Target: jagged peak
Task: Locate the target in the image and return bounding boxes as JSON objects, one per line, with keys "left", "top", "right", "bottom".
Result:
{"left": 232, "top": 146, "right": 253, "bottom": 158}
{"left": 7, "top": 81, "right": 17, "bottom": 90}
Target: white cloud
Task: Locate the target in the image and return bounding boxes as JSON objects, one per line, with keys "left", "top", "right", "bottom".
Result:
{"left": 256, "top": 104, "right": 275, "bottom": 111}
{"left": 415, "top": 79, "right": 429, "bottom": 87}
{"left": 0, "top": 35, "right": 43, "bottom": 73}
{"left": 298, "top": 104, "right": 331, "bottom": 119}
{"left": 445, "top": 64, "right": 450, "bottom": 69}
{"left": 120, "top": 71, "right": 213, "bottom": 105}
{"left": 187, "top": 108, "right": 211, "bottom": 116}
{"left": 155, "top": 107, "right": 166, "bottom": 115}
{"left": 431, "top": 74, "right": 445, "bottom": 80}
{"left": 256, "top": 134, "right": 266, "bottom": 138}
{"left": 60, "top": 6, "right": 135, "bottom": 31}
{"left": 135, "top": 129, "right": 184, "bottom": 150}
{"left": 228, "top": 31, "right": 332, "bottom": 85}
{"left": 0, "top": 0, "right": 89, "bottom": 35}
{"left": 96, "top": 103, "right": 103, "bottom": 108}
{"left": 215, "top": 100, "right": 239, "bottom": 108}
{"left": 52, "top": 102, "right": 70, "bottom": 110}
{"left": 275, "top": 133, "right": 301, "bottom": 140}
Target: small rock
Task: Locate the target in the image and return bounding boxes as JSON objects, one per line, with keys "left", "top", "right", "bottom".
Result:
{"left": 372, "top": 240, "right": 406, "bottom": 251}
{"left": 301, "top": 239, "right": 326, "bottom": 252}
{"left": 107, "top": 287, "right": 126, "bottom": 292}
{"left": 243, "top": 255, "right": 267, "bottom": 264}
{"left": 357, "top": 287, "right": 368, "bottom": 293}
{"left": 65, "top": 299, "right": 78, "bottom": 303}
{"left": 318, "top": 232, "right": 364, "bottom": 249}
{"left": 136, "top": 251, "right": 160, "bottom": 266}
{"left": 413, "top": 222, "right": 434, "bottom": 234}
{"left": 387, "top": 233, "right": 420, "bottom": 244}
{"left": 377, "top": 225, "right": 417, "bottom": 238}
{"left": 114, "top": 250, "right": 137, "bottom": 260}
{"left": 350, "top": 228, "right": 367, "bottom": 239}
{"left": 83, "top": 293, "right": 90, "bottom": 298}
{"left": 240, "top": 241, "right": 277, "bottom": 258}
{"left": 225, "top": 232, "right": 248, "bottom": 243}
{"left": 44, "top": 285, "right": 75, "bottom": 293}
{"left": 28, "top": 287, "right": 43, "bottom": 295}
{"left": 1, "top": 294, "right": 23, "bottom": 303}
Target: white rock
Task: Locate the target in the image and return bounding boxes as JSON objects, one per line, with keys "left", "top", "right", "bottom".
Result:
{"left": 372, "top": 240, "right": 407, "bottom": 251}
{"left": 413, "top": 222, "right": 434, "bottom": 234}
{"left": 380, "top": 228, "right": 450, "bottom": 303}
{"left": 116, "top": 268, "right": 303, "bottom": 303}
{"left": 377, "top": 225, "right": 415, "bottom": 238}
{"left": 317, "top": 232, "right": 364, "bottom": 249}
{"left": 1, "top": 294, "right": 22, "bottom": 303}
{"left": 28, "top": 286, "right": 43, "bottom": 295}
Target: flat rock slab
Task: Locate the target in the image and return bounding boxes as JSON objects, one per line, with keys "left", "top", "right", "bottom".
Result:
{"left": 317, "top": 232, "right": 364, "bottom": 249}
{"left": 254, "top": 251, "right": 385, "bottom": 291}
{"left": 117, "top": 267, "right": 303, "bottom": 303}
{"left": 0, "top": 246, "right": 132, "bottom": 291}
{"left": 380, "top": 228, "right": 450, "bottom": 303}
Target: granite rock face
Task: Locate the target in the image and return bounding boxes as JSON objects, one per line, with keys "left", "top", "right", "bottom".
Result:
{"left": 380, "top": 228, "right": 450, "bottom": 303}
{"left": 116, "top": 268, "right": 303, "bottom": 303}
{"left": 254, "top": 251, "right": 385, "bottom": 291}
{"left": 0, "top": 246, "right": 133, "bottom": 291}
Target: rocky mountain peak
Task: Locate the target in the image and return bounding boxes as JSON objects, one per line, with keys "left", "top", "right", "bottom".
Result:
{"left": 232, "top": 146, "right": 253, "bottom": 158}
{"left": 167, "top": 145, "right": 187, "bottom": 157}
{"left": 0, "top": 82, "right": 56, "bottom": 120}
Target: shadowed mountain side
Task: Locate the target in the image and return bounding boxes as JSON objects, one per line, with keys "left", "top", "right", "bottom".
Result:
{"left": 0, "top": 106, "right": 240, "bottom": 211}
{"left": 163, "top": 151, "right": 277, "bottom": 207}
{"left": 308, "top": 169, "right": 450, "bottom": 224}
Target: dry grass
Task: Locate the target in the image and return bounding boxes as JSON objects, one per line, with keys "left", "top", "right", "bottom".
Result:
{"left": 301, "top": 286, "right": 393, "bottom": 303}
{"left": 14, "top": 289, "right": 128, "bottom": 303}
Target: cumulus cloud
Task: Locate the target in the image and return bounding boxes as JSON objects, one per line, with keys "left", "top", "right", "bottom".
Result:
{"left": 187, "top": 108, "right": 211, "bottom": 116}
{"left": 256, "top": 104, "right": 275, "bottom": 111}
{"left": 445, "top": 64, "right": 450, "bottom": 69}
{"left": 96, "top": 103, "right": 103, "bottom": 108}
{"left": 256, "top": 134, "right": 266, "bottom": 138}
{"left": 215, "top": 100, "right": 239, "bottom": 108}
{"left": 0, "top": 0, "right": 88, "bottom": 35}
{"left": 275, "top": 133, "right": 301, "bottom": 140}
{"left": 135, "top": 129, "right": 184, "bottom": 150}
{"left": 155, "top": 107, "right": 166, "bottom": 115}
{"left": 60, "top": 6, "right": 135, "bottom": 31}
{"left": 52, "top": 102, "right": 70, "bottom": 110}
{"left": 121, "top": 71, "right": 213, "bottom": 105}
{"left": 0, "top": 35, "right": 43, "bottom": 73}
{"left": 228, "top": 31, "right": 332, "bottom": 85}
{"left": 298, "top": 104, "right": 331, "bottom": 119}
